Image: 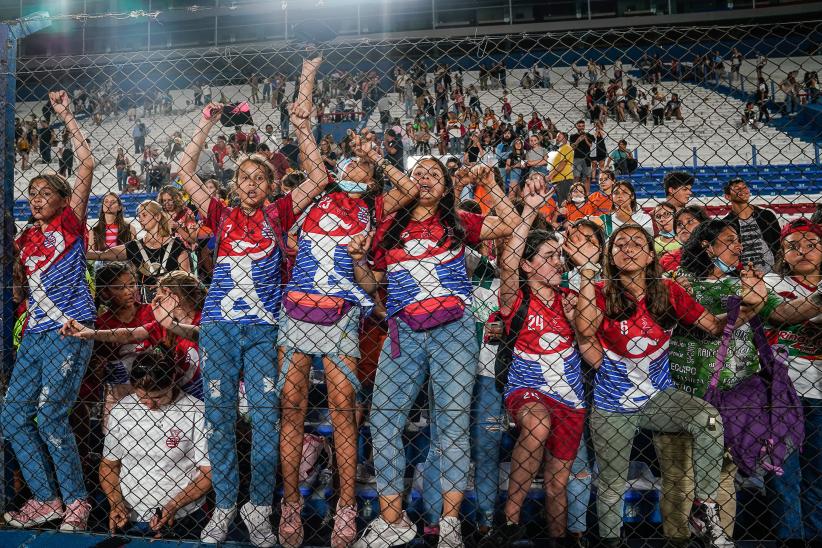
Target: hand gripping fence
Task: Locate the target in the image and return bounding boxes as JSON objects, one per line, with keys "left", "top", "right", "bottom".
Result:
{"left": 1, "top": 16, "right": 821, "bottom": 548}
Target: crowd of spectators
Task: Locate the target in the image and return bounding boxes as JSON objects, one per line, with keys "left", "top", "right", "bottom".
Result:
{"left": 5, "top": 49, "right": 822, "bottom": 548}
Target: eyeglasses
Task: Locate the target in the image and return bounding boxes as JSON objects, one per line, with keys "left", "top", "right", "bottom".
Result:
{"left": 654, "top": 211, "right": 674, "bottom": 220}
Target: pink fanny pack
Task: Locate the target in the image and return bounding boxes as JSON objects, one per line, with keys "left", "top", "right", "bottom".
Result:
{"left": 389, "top": 296, "right": 465, "bottom": 357}
{"left": 283, "top": 292, "right": 353, "bottom": 326}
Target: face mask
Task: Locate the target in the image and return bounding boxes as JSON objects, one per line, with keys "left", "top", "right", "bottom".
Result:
{"left": 337, "top": 180, "right": 370, "bottom": 194}
{"left": 713, "top": 257, "right": 736, "bottom": 274}
{"left": 659, "top": 230, "right": 675, "bottom": 239}
{"left": 571, "top": 196, "right": 585, "bottom": 205}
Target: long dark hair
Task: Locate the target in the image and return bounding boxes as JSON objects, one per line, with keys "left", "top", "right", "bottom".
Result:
{"left": 91, "top": 192, "right": 133, "bottom": 251}
{"left": 382, "top": 156, "right": 465, "bottom": 251}
{"left": 603, "top": 224, "right": 676, "bottom": 329}
{"left": 681, "top": 219, "right": 736, "bottom": 279}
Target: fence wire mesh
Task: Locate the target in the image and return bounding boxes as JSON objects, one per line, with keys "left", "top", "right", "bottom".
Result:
{"left": 2, "top": 18, "right": 822, "bottom": 548}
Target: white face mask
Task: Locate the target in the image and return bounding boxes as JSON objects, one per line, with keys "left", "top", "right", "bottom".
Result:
{"left": 571, "top": 195, "right": 585, "bottom": 205}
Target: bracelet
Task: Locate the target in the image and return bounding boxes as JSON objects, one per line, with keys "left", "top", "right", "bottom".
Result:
{"left": 354, "top": 258, "right": 369, "bottom": 268}
{"left": 378, "top": 158, "right": 392, "bottom": 171}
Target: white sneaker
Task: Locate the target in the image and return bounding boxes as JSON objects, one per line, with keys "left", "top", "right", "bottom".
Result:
{"left": 241, "top": 502, "right": 277, "bottom": 548}
{"left": 201, "top": 505, "right": 237, "bottom": 544}
{"left": 353, "top": 512, "right": 416, "bottom": 548}
{"left": 437, "top": 516, "right": 464, "bottom": 548}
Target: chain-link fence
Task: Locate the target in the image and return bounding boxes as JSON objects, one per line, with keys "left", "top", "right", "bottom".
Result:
{"left": 2, "top": 17, "right": 821, "bottom": 548}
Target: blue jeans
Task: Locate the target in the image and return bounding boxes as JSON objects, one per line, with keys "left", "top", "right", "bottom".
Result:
{"left": 421, "top": 375, "right": 503, "bottom": 527}
{"left": 201, "top": 322, "right": 280, "bottom": 508}
{"left": 767, "top": 397, "right": 822, "bottom": 540}
{"left": 370, "top": 314, "right": 479, "bottom": 497}
{"left": 1, "top": 330, "right": 93, "bottom": 504}
{"left": 506, "top": 168, "right": 523, "bottom": 192}
{"left": 116, "top": 169, "right": 128, "bottom": 192}
{"left": 567, "top": 431, "right": 593, "bottom": 534}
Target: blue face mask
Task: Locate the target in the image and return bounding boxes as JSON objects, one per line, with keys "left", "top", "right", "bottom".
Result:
{"left": 659, "top": 230, "right": 676, "bottom": 239}
{"left": 713, "top": 257, "right": 736, "bottom": 274}
{"left": 337, "top": 180, "right": 370, "bottom": 194}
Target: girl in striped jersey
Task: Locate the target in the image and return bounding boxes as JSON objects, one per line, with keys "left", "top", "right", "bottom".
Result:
{"left": 479, "top": 178, "right": 601, "bottom": 548}
{"left": 3, "top": 91, "right": 97, "bottom": 531}
{"left": 355, "top": 162, "right": 516, "bottom": 548}
{"left": 276, "top": 59, "right": 418, "bottom": 548}
{"left": 570, "top": 223, "right": 768, "bottom": 548}
{"left": 178, "top": 58, "right": 328, "bottom": 546}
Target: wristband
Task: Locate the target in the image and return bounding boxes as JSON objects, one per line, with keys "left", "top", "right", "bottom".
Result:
{"left": 354, "top": 258, "right": 369, "bottom": 268}
{"left": 579, "top": 262, "right": 601, "bottom": 275}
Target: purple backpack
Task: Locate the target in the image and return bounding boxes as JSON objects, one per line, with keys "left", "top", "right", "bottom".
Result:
{"left": 704, "top": 296, "right": 805, "bottom": 477}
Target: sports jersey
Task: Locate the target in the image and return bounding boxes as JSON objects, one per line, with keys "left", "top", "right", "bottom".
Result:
{"left": 504, "top": 287, "right": 586, "bottom": 409}
{"left": 593, "top": 279, "right": 705, "bottom": 413}
{"left": 202, "top": 196, "right": 295, "bottom": 324}
{"left": 372, "top": 210, "right": 484, "bottom": 317}
{"left": 467, "top": 250, "right": 500, "bottom": 378}
{"left": 764, "top": 273, "right": 822, "bottom": 400}
{"left": 144, "top": 311, "right": 203, "bottom": 399}
{"left": 285, "top": 192, "right": 378, "bottom": 312}
{"left": 17, "top": 206, "right": 96, "bottom": 333}
{"left": 96, "top": 304, "right": 161, "bottom": 385}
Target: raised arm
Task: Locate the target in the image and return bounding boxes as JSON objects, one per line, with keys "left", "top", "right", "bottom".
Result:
{"left": 51, "top": 91, "right": 94, "bottom": 222}
{"left": 498, "top": 179, "right": 543, "bottom": 316}
{"left": 289, "top": 57, "right": 330, "bottom": 214}
{"left": 564, "top": 229, "right": 604, "bottom": 338}
{"left": 179, "top": 104, "right": 221, "bottom": 217}
{"left": 351, "top": 137, "right": 417, "bottom": 215}
{"left": 471, "top": 164, "right": 518, "bottom": 241}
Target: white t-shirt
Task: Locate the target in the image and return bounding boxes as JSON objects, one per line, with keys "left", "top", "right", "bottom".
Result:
{"left": 104, "top": 393, "right": 210, "bottom": 522}
{"left": 603, "top": 210, "right": 654, "bottom": 238}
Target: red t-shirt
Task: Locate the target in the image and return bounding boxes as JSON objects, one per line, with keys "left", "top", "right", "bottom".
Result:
{"left": 95, "top": 304, "right": 162, "bottom": 385}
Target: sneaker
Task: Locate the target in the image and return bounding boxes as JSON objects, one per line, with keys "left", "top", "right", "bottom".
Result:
{"left": 477, "top": 523, "right": 525, "bottom": 548}
{"left": 437, "top": 516, "right": 463, "bottom": 548}
{"left": 241, "top": 502, "right": 277, "bottom": 548}
{"left": 4, "top": 498, "right": 63, "bottom": 528}
{"left": 689, "top": 500, "right": 734, "bottom": 548}
{"left": 353, "top": 512, "right": 417, "bottom": 548}
{"left": 331, "top": 503, "right": 358, "bottom": 548}
{"left": 59, "top": 499, "right": 91, "bottom": 531}
{"left": 278, "top": 499, "right": 304, "bottom": 548}
{"left": 201, "top": 505, "right": 237, "bottom": 544}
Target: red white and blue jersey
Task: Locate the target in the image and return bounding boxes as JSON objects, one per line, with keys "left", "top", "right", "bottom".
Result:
{"left": 504, "top": 288, "right": 586, "bottom": 409}
{"left": 17, "top": 206, "right": 96, "bottom": 333}
{"left": 286, "top": 192, "right": 378, "bottom": 312}
{"left": 593, "top": 279, "right": 705, "bottom": 413}
{"left": 372, "top": 211, "right": 485, "bottom": 317}
{"left": 203, "top": 196, "right": 295, "bottom": 325}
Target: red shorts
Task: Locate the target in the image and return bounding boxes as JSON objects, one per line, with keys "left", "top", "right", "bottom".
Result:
{"left": 505, "top": 388, "right": 586, "bottom": 461}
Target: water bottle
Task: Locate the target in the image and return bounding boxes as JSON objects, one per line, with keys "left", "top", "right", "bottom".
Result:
{"left": 623, "top": 489, "right": 641, "bottom": 524}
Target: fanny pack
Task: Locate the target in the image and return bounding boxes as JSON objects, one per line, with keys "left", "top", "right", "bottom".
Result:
{"left": 388, "top": 296, "right": 465, "bottom": 358}
{"left": 283, "top": 291, "right": 352, "bottom": 326}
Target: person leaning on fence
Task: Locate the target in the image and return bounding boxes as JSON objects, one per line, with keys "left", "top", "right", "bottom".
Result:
{"left": 658, "top": 219, "right": 784, "bottom": 546}
{"left": 354, "top": 161, "right": 516, "bottom": 548}
{"left": 100, "top": 351, "right": 212, "bottom": 540}
{"left": 568, "top": 222, "right": 769, "bottom": 548}
{"left": 478, "top": 178, "right": 600, "bottom": 548}
{"left": 763, "top": 219, "right": 822, "bottom": 544}
{"left": 276, "top": 57, "right": 419, "bottom": 548}
{"left": 62, "top": 270, "right": 205, "bottom": 400}
{"left": 2, "top": 91, "right": 98, "bottom": 532}
{"left": 177, "top": 57, "right": 329, "bottom": 547}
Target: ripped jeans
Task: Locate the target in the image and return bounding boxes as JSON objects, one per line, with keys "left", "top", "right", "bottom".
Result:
{"left": 421, "top": 374, "right": 504, "bottom": 527}
{"left": 370, "top": 314, "right": 479, "bottom": 498}
{"left": 200, "top": 322, "right": 280, "bottom": 509}
{"left": 1, "top": 329, "right": 93, "bottom": 504}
